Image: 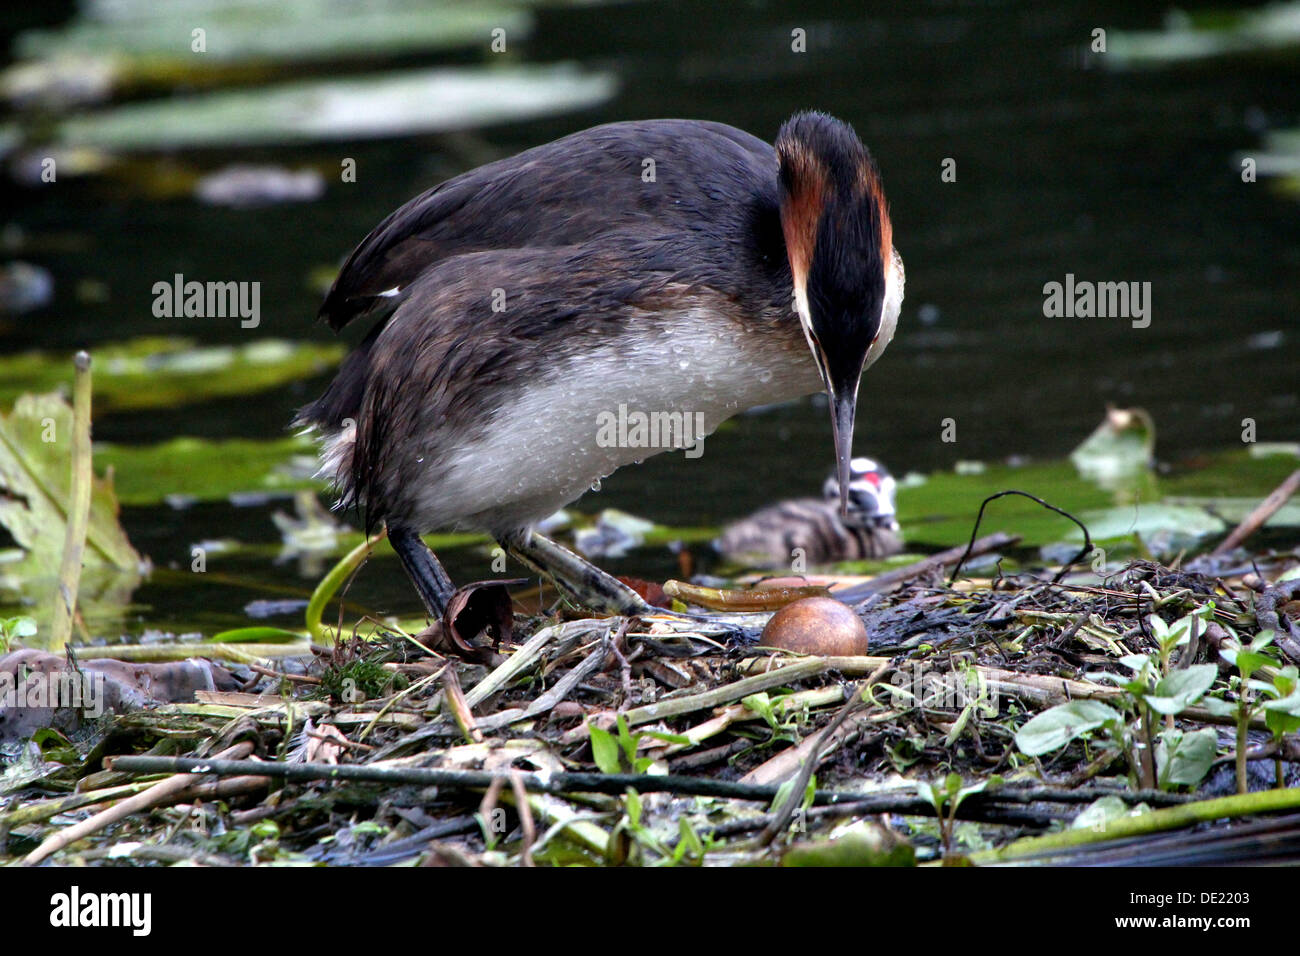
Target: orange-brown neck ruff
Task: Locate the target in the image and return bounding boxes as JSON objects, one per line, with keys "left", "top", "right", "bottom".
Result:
{"left": 858, "top": 164, "right": 893, "bottom": 284}
{"left": 775, "top": 143, "right": 826, "bottom": 298}
{"left": 776, "top": 127, "right": 892, "bottom": 313}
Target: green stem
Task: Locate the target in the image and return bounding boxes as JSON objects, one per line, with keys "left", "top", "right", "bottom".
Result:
{"left": 305, "top": 532, "right": 382, "bottom": 643}
{"left": 973, "top": 787, "right": 1300, "bottom": 864}
{"left": 52, "top": 352, "right": 93, "bottom": 649}
{"left": 1140, "top": 706, "right": 1157, "bottom": 790}
{"left": 1236, "top": 705, "right": 1250, "bottom": 795}
{"left": 72, "top": 642, "right": 311, "bottom": 664}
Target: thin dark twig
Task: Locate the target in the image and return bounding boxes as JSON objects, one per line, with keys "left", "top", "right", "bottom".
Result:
{"left": 760, "top": 679, "right": 864, "bottom": 846}
{"left": 759, "top": 661, "right": 892, "bottom": 845}
{"left": 107, "top": 756, "right": 878, "bottom": 806}
{"left": 949, "top": 490, "right": 1093, "bottom": 587}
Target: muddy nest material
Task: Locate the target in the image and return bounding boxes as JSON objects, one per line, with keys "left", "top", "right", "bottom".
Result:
{"left": 4, "top": 555, "right": 1300, "bottom": 867}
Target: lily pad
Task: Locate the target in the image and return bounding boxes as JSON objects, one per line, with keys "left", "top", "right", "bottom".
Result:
{"left": 16, "top": 1, "right": 530, "bottom": 64}
{"left": 0, "top": 338, "right": 344, "bottom": 414}
{"left": 33, "top": 64, "right": 616, "bottom": 151}
{"left": 4, "top": 0, "right": 534, "bottom": 104}
{"left": 1106, "top": 6, "right": 1300, "bottom": 69}
{"left": 890, "top": 459, "right": 1114, "bottom": 549}
{"left": 96, "top": 435, "right": 321, "bottom": 507}
{"left": 1072, "top": 504, "right": 1228, "bottom": 543}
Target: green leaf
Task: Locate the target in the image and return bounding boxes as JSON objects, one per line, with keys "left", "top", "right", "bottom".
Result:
{"left": 98, "top": 435, "right": 321, "bottom": 506}
{"left": 1157, "top": 613, "right": 1195, "bottom": 650}
{"left": 0, "top": 391, "right": 140, "bottom": 572}
{"left": 624, "top": 788, "right": 643, "bottom": 828}
{"left": 1078, "top": 504, "right": 1227, "bottom": 543}
{"left": 1199, "top": 696, "right": 1238, "bottom": 718}
{"left": 742, "top": 692, "right": 776, "bottom": 726}
{"left": 943, "top": 772, "right": 963, "bottom": 798}
{"left": 676, "top": 816, "right": 704, "bottom": 862}
{"left": 781, "top": 821, "right": 916, "bottom": 867}
{"left": 1014, "top": 700, "right": 1124, "bottom": 756}
{"left": 1155, "top": 728, "right": 1217, "bottom": 789}
{"left": 1118, "top": 654, "right": 1153, "bottom": 674}
{"left": 306, "top": 535, "right": 376, "bottom": 643}
{"left": 588, "top": 723, "right": 620, "bottom": 775}
{"left": 1146, "top": 664, "right": 1217, "bottom": 715}
{"left": 205, "top": 626, "right": 306, "bottom": 644}
{"left": 949, "top": 774, "right": 1001, "bottom": 815}
{"left": 639, "top": 730, "right": 692, "bottom": 746}
{"left": 915, "top": 781, "right": 941, "bottom": 814}
{"left": 1263, "top": 692, "right": 1300, "bottom": 737}
{"left": 0, "top": 390, "right": 144, "bottom": 640}
{"left": 770, "top": 777, "right": 797, "bottom": 814}
{"left": 1274, "top": 666, "right": 1299, "bottom": 699}
{"left": 802, "top": 775, "right": 818, "bottom": 811}
{"left": 1, "top": 616, "right": 38, "bottom": 651}
{"left": 1071, "top": 794, "right": 1134, "bottom": 831}
{"left": 1249, "top": 629, "right": 1277, "bottom": 653}
{"left": 615, "top": 714, "right": 642, "bottom": 767}
{"left": 14, "top": 1, "right": 532, "bottom": 73}
{"left": 0, "top": 338, "right": 345, "bottom": 414}
{"left": 1235, "top": 650, "right": 1276, "bottom": 683}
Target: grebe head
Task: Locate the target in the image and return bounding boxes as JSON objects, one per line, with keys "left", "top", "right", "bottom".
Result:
{"left": 776, "top": 111, "right": 903, "bottom": 518}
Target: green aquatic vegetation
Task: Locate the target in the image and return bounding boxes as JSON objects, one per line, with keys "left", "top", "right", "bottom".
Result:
{"left": 0, "top": 390, "right": 143, "bottom": 642}
{"left": 0, "top": 338, "right": 345, "bottom": 414}
{"left": 918, "top": 772, "right": 1003, "bottom": 859}
{"left": 1216, "top": 628, "right": 1300, "bottom": 792}
{"left": 588, "top": 714, "right": 688, "bottom": 775}
{"left": 0, "top": 615, "right": 38, "bottom": 653}
{"left": 27, "top": 66, "right": 615, "bottom": 152}
{"left": 11, "top": 0, "right": 530, "bottom": 73}
{"left": 1015, "top": 606, "right": 1221, "bottom": 791}
{"left": 97, "top": 435, "right": 322, "bottom": 507}
{"left": 585, "top": 715, "right": 702, "bottom": 865}
{"left": 0, "top": 391, "right": 139, "bottom": 573}
{"left": 894, "top": 446, "right": 1298, "bottom": 556}
{"left": 317, "top": 655, "right": 399, "bottom": 704}
{"left": 1106, "top": 5, "right": 1300, "bottom": 69}
{"left": 740, "top": 691, "right": 808, "bottom": 751}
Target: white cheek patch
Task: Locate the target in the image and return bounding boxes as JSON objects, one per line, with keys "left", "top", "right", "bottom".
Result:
{"left": 792, "top": 278, "right": 828, "bottom": 387}
{"left": 793, "top": 280, "right": 814, "bottom": 344}
{"left": 865, "top": 249, "right": 904, "bottom": 371}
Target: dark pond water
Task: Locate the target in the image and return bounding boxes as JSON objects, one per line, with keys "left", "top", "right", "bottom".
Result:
{"left": 2, "top": 0, "right": 1297, "bottom": 636}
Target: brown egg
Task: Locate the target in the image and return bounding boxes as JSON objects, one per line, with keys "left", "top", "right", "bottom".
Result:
{"left": 758, "top": 597, "right": 870, "bottom": 656}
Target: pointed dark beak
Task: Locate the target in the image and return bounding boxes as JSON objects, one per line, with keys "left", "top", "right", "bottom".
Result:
{"left": 829, "top": 384, "right": 859, "bottom": 520}
{"left": 806, "top": 333, "right": 865, "bottom": 521}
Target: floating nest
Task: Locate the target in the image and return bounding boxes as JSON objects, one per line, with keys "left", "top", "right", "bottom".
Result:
{"left": 5, "top": 534, "right": 1300, "bottom": 867}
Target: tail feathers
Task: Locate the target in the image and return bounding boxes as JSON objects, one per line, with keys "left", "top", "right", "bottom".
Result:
{"left": 294, "top": 313, "right": 391, "bottom": 433}
{"left": 295, "top": 314, "right": 396, "bottom": 525}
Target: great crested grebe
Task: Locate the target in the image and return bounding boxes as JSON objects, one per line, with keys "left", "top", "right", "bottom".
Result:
{"left": 297, "top": 111, "right": 904, "bottom": 616}
{"left": 714, "top": 457, "right": 902, "bottom": 568}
